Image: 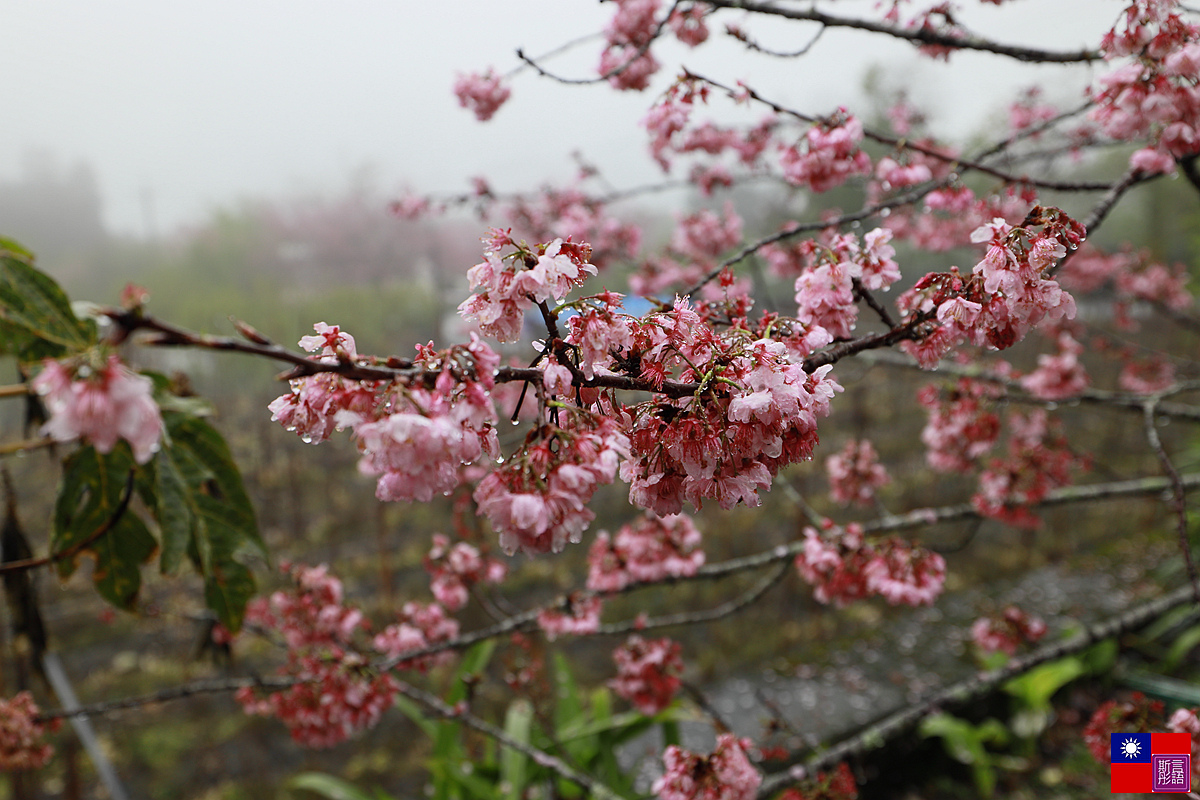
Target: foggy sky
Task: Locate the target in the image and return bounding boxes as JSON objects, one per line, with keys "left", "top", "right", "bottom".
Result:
{"left": 1, "top": 1, "right": 1119, "bottom": 237}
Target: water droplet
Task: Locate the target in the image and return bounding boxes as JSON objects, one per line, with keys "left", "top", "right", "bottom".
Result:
{"left": 300, "top": 434, "right": 314, "bottom": 444}
{"left": 880, "top": 208, "right": 891, "bottom": 218}
{"left": 511, "top": 419, "right": 521, "bottom": 426}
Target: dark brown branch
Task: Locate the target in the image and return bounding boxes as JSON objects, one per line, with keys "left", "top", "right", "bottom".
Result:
{"left": 703, "top": 1, "right": 1102, "bottom": 63}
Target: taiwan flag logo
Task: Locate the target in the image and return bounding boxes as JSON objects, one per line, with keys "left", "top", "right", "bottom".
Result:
{"left": 1110, "top": 732, "right": 1191, "bottom": 793}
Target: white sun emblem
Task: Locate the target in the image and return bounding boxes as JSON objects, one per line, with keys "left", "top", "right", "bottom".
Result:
{"left": 1120, "top": 738, "right": 1142, "bottom": 758}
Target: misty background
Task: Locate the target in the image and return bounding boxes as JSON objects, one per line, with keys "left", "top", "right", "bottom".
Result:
{"left": 4, "top": 0, "right": 1118, "bottom": 241}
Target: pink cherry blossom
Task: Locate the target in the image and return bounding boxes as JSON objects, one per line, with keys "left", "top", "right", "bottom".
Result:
{"left": 1019, "top": 333, "right": 1089, "bottom": 400}
{"left": 587, "top": 513, "right": 706, "bottom": 592}
{"left": 453, "top": 69, "right": 511, "bottom": 122}
{"left": 610, "top": 635, "right": 684, "bottom": 714}
{"left": 795, "top": 522, "right": 945, "bottom": 607}
{"left": 653, "top": 734, "right": 761, "bottom": 800}
{"left": 826, "top": 439, "right": 890, "bottom": 507}
{"left": 971, "top": 605, "right": 1047, "bottom": 656}
{"left": 780, "top": 110, "right": 872, "bottom": 192}
{"left": 33, "top": 355, "right": 163, "bottom": 464}
{"left": 424, "top": 534, "right": 507, "bottom": 611}
{"left": 0, "top": 692, "right": 58, "bottom": 771}
{"left": 238, "top": 563, "right": 398, "bottom": 748}
{"left": 537, "top": 593, "right": 603, "bottom": 640}
{"left": 972, "top": 409, "right": 1084, "bottom": 528}
{"left": 918, "top": 379, "right": 1003, "bottom": 472}
{"left": 475, "top": 409, "right": 628, "bottom": 554}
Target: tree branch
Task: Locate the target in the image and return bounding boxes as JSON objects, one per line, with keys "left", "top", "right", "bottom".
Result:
{"left": 703, "top": 1, "right": 1102, "bottom": 63}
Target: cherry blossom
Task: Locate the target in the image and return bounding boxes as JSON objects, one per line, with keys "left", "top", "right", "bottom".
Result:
{"left": 654, "top": 733, "right": 761, "bottom": 800}
{"left": 919, "top": 379, "right": 1002, "bottom": 472}
{"left": 237, "top": 564, "right": 399, "bottom": 748}
{"left": 33, "top": 354, "right": 163, "bottom": 464}
{"left": 795, "top": 523, "right": 945, "bottom": 607}
{"left": 1019, "top": 333, "right": 1089, "bottom": 400}
{"left": 778, "top": 762, "right": 858, "bottom": 800}
{"left": 972, "top": 410, "right": 1084, "bottom": 528}
{"left": 610, "top": 635, "right": 684, "bottom": 714}
{"left": 669, "top": 4, "right": 709, "bottom": 47}
{"left": 373, "top": 601, "right": 460, "bottom": 673}
{"left": 970, "top": 606, "right": 1047, "bottom": 656}
{"left": 780, "top": 110, "right": 872, "bottom": 192}
{"left": 0, "top": 692, "right": 58, "bottom": 771}
{"left": 826, "top": 439, "right": 890, "bottom": 507}
{"left": 459, "top": 238, "right": 598, "bottom": 342}
{"left": 453, "top": 69, "right": 512, "bottom": 122}
{"left": 537, "top": 593, "right": 603, "bottom": 640}
{"left": 620, "top": 312, "right": 841, "bottom": 515}
{"left": 1083, "top": 692, "right": 1164, "bottom": 763}
{"left": 587, "top": 513, "right": 706, "bottom": 592}
{"left": 424, "top": 534, "right": 507, "bottom": 611}
{"left": 475, "top": 409, "right": 628, "bottom": 554}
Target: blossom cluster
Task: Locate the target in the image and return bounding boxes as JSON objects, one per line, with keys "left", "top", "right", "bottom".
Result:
{"left": 778, "top": 762, "right": 859, "bottom": 800}
{"left": 825, "top": 439, "right": 890, "bottom": 507}
{"left": 609, "top": 635, "right": 684, "bottom": 714}
{"left": 972, "top": 409, "right": 1083, "bottom": 529}
{"left": 269, "top": 325, "right": 501, "bottom": 503}
{"left": 970, "top": 605, "right": 1047, "bottom": 656}
{"left": 237, "top": 564, "right": 396, "bottom": 748}
{"left": 453, "top": 69, "right": 511, "bottom": 122}
{"left": 424, "top": 534, "right": 507, "bottom": 611}
{"left": 0, "top": 692, "right": 58, "bottom": 772}
{"left": 1083, "top": 691, "right": 1164, "bottom": 762}
{"left": 919, "top": 379, "right": 1002, "bottom": 472}
{"left": 791, "top": 228, "right": 901, "bottom": 340}
{"left": 587, "top": 513, "right": 706, "bottom": 592}
{"left": 654, "top": 734, "right": 762, "bottom": 800}
{"left": 475, "top": 409, "right": 629, "bottom": 555}
{"left": 794, "top": 522, "right": 946, "bottom": 607}
{"left": 619, "top": 303, "right": 841, "bottom": 515}
{"left": 459, "top": 234, "right": 598, "bottom": 342}
{"left": 897, "top": 207, "right": 1084, "bottom": 367}
{"left": 1091, "top": 0, "right": 1200, "bottom": 173}
{"left": 780, "top": 110, "right": 873, "bottom": 193}
{"left": 372, "top": 600, "right": 460, "bottom": 673}
{"left": 33, "top": 354, "right": 163, "bottom": 464}
{"left": 598, "top": 0, "right": 663, "bottom": 90}
{"left": 537, "top": 593, "right": 603, "bottom": 640}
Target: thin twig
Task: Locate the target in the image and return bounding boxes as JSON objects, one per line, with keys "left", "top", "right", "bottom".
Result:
{"left": 1143, "top": 399, "right": 1200, "bottom": 603}
{"left": 703, "top": 1, "right": 1101, "bottom": 63}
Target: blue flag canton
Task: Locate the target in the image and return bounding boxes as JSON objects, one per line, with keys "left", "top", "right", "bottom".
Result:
{"left": 1111, "top": 732, "right": 1152, "bottom": 763}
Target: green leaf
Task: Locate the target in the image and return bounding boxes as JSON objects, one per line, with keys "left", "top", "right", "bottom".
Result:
{"left": 138, "top": 412, "right": 263, "bottom": 630}
{"left": 287, "top": 773, "right": 384, "bottom": 800}
{"left": 52, "top": 445, "right": 157, "bottom": 609}
{"left": 0, "top": 244, "right": 94, "bottom": 357}
{"left": 1003, "top": 657, "right": 1085, "bottom": 712}
{"left": 1164, "top": 623, "right": 1200, "bottom": 672}
{"left": 500, "top": 700, "right": 533, "bottom": 800}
